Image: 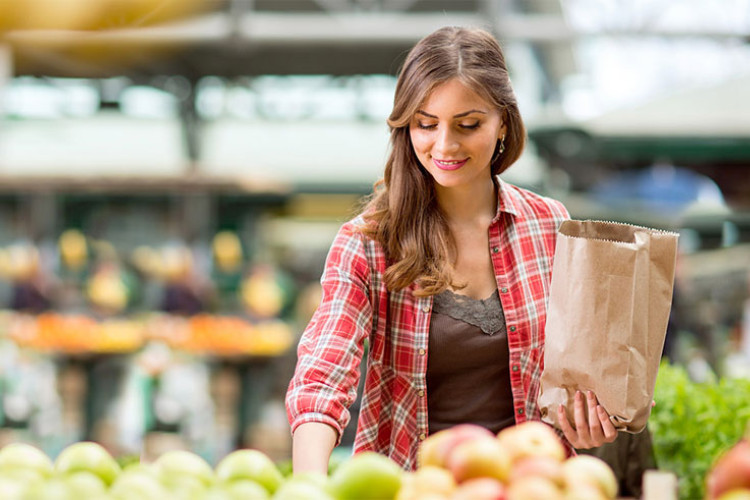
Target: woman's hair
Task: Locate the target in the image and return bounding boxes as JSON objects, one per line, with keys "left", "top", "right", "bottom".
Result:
{"left": 361, "top": 26, "right": 526, "bottom": 296}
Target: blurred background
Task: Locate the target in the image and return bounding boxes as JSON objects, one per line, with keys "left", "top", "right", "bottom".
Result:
{"left": 0, "top": 0, "right": 748, "bottom": 468}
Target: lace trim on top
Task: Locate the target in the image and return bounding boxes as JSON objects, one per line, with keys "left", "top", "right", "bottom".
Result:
{"left": 432, "top": 288, "right": 505, "bottom": 335}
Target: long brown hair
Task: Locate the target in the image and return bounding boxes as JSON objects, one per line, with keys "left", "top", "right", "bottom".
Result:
{"left": 361, "top": 26, "right": 526, "bottom": 296}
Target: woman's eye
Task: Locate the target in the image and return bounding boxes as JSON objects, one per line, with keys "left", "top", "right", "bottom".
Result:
{"left": 417, "top": 122, "right": 437, "bottom": 130}
{"left": 459, "top": 122, "right": 480, "bottom": 130}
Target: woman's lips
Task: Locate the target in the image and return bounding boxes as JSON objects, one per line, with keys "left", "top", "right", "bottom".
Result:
{"left": 433, "top": 158, "right": 468, "bottom": 171}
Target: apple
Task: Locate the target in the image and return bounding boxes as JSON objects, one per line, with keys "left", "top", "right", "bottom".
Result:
{"left": 0, "top": 443, "right": 53, "bottom": 477}
{"left": 420, "top": 425, "right": 495, "bottom": 468}
{"left": 22, "top": 477, "right": 74, "bottom": 500}
{"left": 215, "top": 449, "right": 283, "bottom": 494}
{"left": 329, "top": 451, "right": 403, "bottom": 500}
{"left": 497, "top": 421, "right": 566, "bottom": 464}
{"left": 223, "top": 478, "right": 271, "bottom": 499}
{"left": 274, "top": 477, "right": 335, "bottom": 500}
{"left": 447, "top": 435, "right": 511, "bottom": 483}
{"left": 561, "top": 455, "right": 618, "bottom": 499}
{"left": 707, "top": 438, "right": 750, "bottom": 499}
{"left": 506, "top": 476, "right": 564, "bottom": 500}
{"left": 563, "top": 482, "right": 608, "bottom": 500}
{"left": 451, "top": 477, "right": 506, "bottom": 500}
{"left": 718, "top": 490, "right": 750, "bottom": 500}
{"left": 110, "top": 471, "right": 169, "bottom": 500}
{"left": 508, "top": 456, "right": 564, "bottom": 486}
{"left": 54, "top": 441, "right": 121, "bottom": 486}
{"left": 396, "top": 465, "right": 456, "bottom": 500}
{"left": 153, "top": 449, "right": 215, "bottom": 487}
{"left": 65, "top": 470, "right": 108, "bottom": 497}
{"left": 0, "top": 476, "right": 27, "bottom": 498}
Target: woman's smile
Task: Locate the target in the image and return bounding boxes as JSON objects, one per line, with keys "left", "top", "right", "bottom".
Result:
{"left": 433, "top": 158, "right": 469, "bottom": 170}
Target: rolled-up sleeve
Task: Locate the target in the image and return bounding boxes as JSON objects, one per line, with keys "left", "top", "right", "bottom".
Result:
{"left": 285, "top": 221, "right": 373, "bottom": 443}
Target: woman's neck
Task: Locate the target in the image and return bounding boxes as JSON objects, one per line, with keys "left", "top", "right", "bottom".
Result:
{"left": 435, "top": 178, "right": 497, "bottom": 227}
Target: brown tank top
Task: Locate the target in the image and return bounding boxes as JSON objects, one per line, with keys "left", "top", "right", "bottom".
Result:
{"left": 426, "top": 288, "right": 515, "bottom": 435}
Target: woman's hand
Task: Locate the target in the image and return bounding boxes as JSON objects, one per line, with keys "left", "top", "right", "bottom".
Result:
{"left": 557, "top": 390, "right": 617, "bottom": 449}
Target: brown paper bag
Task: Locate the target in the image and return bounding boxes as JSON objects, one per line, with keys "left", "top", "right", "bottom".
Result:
{"left": 538, "top": 219, "right": 679, "bottom": 433}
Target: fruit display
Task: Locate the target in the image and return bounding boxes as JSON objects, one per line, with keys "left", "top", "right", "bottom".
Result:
{"left": 146, "top": 314, "right": 293, "bottom": 356}
{"left": 705, "top": 426, "right": 750, "bottom": 500}
{"left": 8, "top": 313, "right": 146, "bottom": 354}
{"left": 0, "top": 441, "right": 285, "bottom": 500}
{"left": 2, "top": 311, "right": 292, "bottom": 357}
{"left": 406, "top": 421, "right": 618, "bottom": 500}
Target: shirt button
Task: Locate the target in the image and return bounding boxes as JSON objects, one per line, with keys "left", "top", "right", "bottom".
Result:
{"left": 419, "top": 433, "right": 426, "bottom": 441}
{"left": 418, "top": 389, "right": 425, "bottom": 397}
{"left": 509, "top": 326, "right": 517, "bottom": 332}
{"left": 422, "top": 305, "right": 430, "bottom": 313}
{"left": 512, "top": 365, "right": 519, "bottom": 372}
{"left": 500, "top": 287, "right": 508, "bottom": 293}
{"left": 517, "top": 408, "right": 524, "bottom": 415}
{"left": 492, "top": 246, "right": 500, "bottom": 253}
{"left": 418, "top": 348, "right": 426, "bottom": 355}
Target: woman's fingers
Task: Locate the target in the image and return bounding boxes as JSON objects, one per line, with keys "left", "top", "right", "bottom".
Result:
{"left": 587, "top": 391, "right": 605, "bottom": 444}
{"left": 597, "top": 404, "right": 618, "bottom": 442}
{"left": 573, "top": 391, "right": 592, "bottom": 447}
{"left": 557, "top": 404, "right": 577, "bottom": 443}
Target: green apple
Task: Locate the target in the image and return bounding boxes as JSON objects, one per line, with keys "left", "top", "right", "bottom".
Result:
{"left": 224, "top": 479, "right": 270, "bottom": 499}
{"left": 0, "top": 476, "right": 27, "bottom": 498}
{"left": 110, "top": 471, "right": 169, "bottom": 500}
{"left": 54, "top": 441, "right": 121, "bottom": 486}
{"left": 274, "top": 477, "right": 335, "bottom": 500}
{"left": 329, "top": 452, "right": 403, "bottom": 500}
{"left": 153, "top": 450, "right": 214, "bottom": 487}
{"left": 22, "top": 477, "right": 74, "bottom": 500}
{"left": 215, "top": 449, "right": 283, "bottom": 494}
{"left": 0, "top": 443, "right": 54, "bottom": 477}
{"left": 65, "top": 470, "right": 107, "bottom": 496}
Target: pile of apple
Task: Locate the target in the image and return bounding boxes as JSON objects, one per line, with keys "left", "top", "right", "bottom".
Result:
{"left": 399, "top": 421, "right": 619, "bottom": 500}
{"left": 0, "top": 441, "right": 287, "bottom": 499}
{"left": 705, "top": 426, "right": 750, "bottom": 500}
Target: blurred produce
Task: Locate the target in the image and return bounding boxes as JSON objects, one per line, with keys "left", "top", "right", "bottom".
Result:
{"left": 650, "top": 362, "right": 750, "bottom": 500}
{"left": 407, "top": 421, "right": 618, "bottom": 500}
{"left": 0, "top": 0, "right": 207, "bottom": 32}
{"left": 706, "top": 425, "right": 750, "bottom": 500}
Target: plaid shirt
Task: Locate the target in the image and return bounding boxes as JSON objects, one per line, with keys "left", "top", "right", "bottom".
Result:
{"left": 286, "top": 180, "right": 570, "bottom": 470}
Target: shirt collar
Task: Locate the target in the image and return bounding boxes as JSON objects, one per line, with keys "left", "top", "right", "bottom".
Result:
{"left": 492, "top": 177, "right": 519, "bottom": 223}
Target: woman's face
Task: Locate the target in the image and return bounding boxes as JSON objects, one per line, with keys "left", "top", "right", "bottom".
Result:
{"left": 409, "top": 78, "right": 506, "bottom": 191}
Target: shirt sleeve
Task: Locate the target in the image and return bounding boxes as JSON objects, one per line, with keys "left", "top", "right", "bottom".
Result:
{"left": 285, "top": 221, "right": 373, "bottom": 444}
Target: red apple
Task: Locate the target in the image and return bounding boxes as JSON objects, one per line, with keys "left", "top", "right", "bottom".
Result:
{"left": 447, "top": 436, "right": 512, "bottom": 483}
{"left": 561, "top": 455, "right": 618, "bottom": 499}
{"left": 717, "top": 490, "right": 750, "bottom": 500}
{"left": 707, "top": 439, "right": 750, "bottom": 499}
{"left": 451, "top": 477, "right": 506, "bottom": 500}
{"left": 509, "top": 456, "right": 564, "bottom": 486}
{"left": 420, "top": 425, "right": 495, "bottom": 468}
{"left": 497, "top": 422, "right": 566, "bottom": 464}
{"left": 396, "top": 465, "right": 456, "bottom": 500}
{"left": 506, "top": 476, "right": 564, "bottom": 500}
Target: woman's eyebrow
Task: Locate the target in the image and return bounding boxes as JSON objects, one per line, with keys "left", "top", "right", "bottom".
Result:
{"left": 415, "top": 109, "right": 487, "bottom": 118}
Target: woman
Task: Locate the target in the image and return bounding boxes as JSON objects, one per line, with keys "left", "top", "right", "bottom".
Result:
{"left": 286, "top": 26, "right": 617, "bottom": 473}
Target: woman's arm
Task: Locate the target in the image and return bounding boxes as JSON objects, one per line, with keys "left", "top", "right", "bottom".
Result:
{"left": 292, "top": 422, "right": 338, "bottom": 475}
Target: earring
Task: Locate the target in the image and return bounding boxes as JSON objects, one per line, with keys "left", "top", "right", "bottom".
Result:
{"left": 492, "top": 135, "right": 506, "bottom": 164}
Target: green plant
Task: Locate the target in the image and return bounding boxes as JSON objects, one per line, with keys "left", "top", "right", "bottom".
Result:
{"left": 650, "top": 361, "right": 750, "bottom": 500}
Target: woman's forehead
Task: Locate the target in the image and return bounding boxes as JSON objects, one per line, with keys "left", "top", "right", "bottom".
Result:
{"left": 417, "top": 79, "right": 495, "bottom": 115}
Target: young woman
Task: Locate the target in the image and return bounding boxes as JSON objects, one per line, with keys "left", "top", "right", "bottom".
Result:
{"left": 286, "top": 26, "right": 617, "bottom": 473}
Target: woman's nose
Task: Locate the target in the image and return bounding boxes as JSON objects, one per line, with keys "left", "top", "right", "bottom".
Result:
{"left": 434, "top": 126, "right": 459, "bottom": 155}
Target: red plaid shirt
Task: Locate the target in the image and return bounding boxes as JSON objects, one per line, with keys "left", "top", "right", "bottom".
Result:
{"left": 286, "top": 180, "right": 570, "bottom": 469}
